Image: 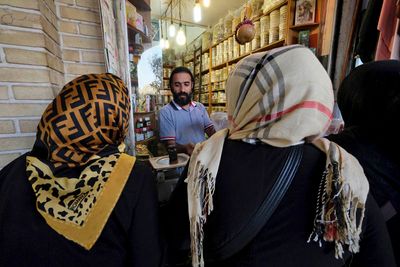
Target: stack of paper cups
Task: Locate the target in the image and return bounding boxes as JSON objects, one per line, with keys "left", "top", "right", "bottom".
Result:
{"left": 269, "top": 10, "right": 279, "bottom": 44}
{"left": 279, "top": 5, "right": 287, "bottom": 40}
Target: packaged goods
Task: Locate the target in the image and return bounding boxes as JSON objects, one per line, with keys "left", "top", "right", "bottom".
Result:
{"left": 251, "top": 0, "right": 264, "bottom": 18}
{"left": 279, "top": 5, "right": 288, "bottom": 40}
{"left": 233, "top": 41, "right": 240, "bottom": 58}
{"left": 252, "top": 37, "right": 260, "bottom": 50}
{"left": 126, "top": 1, "right": 137, "bottom": 27}
{"left": 224, "top": 12, "right": 233, "bottom": 37}
{"left": 240, "top": 44, "right": 245, "bottom": 56}
{"left": 213, "top": 20, "right": 224, "bottom": 44}
{"left": 135, "top": 13, "right": 144, "bottom": 32}
{"left": 202, "top": 31, "right": 212, "bottom": 50}
{"left": 245, "top": 42, "right": 251, "bottom": 53}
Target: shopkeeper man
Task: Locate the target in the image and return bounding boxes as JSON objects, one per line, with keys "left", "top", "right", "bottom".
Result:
{"left": 159, "top": 66, "right": 216, "bottom": 155}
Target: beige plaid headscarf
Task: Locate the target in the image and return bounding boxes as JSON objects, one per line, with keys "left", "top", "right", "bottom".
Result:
{"left": 186, "top": 45, "right": 369, "bottom": 266}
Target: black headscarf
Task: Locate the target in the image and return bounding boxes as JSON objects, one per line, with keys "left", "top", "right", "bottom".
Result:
{"left": 337, "top": 60, "right": 400, "bottom": 140}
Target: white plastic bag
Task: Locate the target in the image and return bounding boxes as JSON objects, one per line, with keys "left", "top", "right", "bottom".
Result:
{"left": 210, "top": 112, "right": 228, "bottom": 131}
{"left": 325, "top": 102, "right": 344, "bottom": 135}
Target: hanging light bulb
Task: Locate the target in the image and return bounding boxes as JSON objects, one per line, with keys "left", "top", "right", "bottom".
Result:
{"left": 203, "top": 0, "right": 210, "bottom": 8}
{"left": 168, "top": 2, "right": 176, "bottom": 38}
{"left": 176, "top": 0, "right": 186, "bottom": 45}
{"left": 163, "top": 21, "right": 169, "bottom": 49}
{"left": 160, "top": 38, "right": 165, "bottom": 49}
{"left": 176, "top": 25, "right": 186, "bottom": 45}
{"left": 193, "top": 0, "right": 202, "bottom": 22}
{"left": 168, "top": 23, "right": 176, "bottom": 37}
{"left": 159, "top": 19, "right": 165, "bottom": 49}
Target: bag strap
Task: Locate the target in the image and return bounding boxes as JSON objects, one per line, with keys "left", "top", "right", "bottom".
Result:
{"left": 210, "top": 145, "right": 303, "bottom": 260}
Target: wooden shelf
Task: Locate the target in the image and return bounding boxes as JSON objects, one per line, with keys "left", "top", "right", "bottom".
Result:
{"left": 160, "top": 89, "right": 172, "bottom": 96}
{"left": 210, "top": 33, "right": 235, "bottom": 50}
{"left": 252, "top": 39, "right": 286, "bottom": 53}
{"left": 212, "top": 62, "right": 228, "bottom": 71}
{"left": 136, "top": 136, "right": 156, "bottom": 145}
{"left": 134, "top": 111, "right": 155, "bottom": 115}
{"left": 229, "top": 52, "right": 251, "bottom": 64}
{"left": 263, "top": 0, "right": 288, "bottom": 15}
{"left": 290, "top": 23, "right": 320, "bottom": 31}
{"left": 201, "top": 1, "right": 288, "bottom": 53}
{"left": 129, "top": 43, "right": 144, "bottom": 50}
{"left": 127, "top": 0, "right": 150, "bottom": 11}
{"left": 179, "top": 0, "right": 329, "bottom": 115}
{"left": 185, "top": 58, "right": 194, "bottom": 63}
{"left": 201, "top": 68, "right": 210, "bottom": 75}
{"left": 127, "top": 24, "right": 151, "bottom": 43}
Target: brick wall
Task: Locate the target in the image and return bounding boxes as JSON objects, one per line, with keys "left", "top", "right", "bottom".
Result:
{"left": 0, "top": 0, "right": 106, "bottom": 169}
{"left": 57, "top": 0, "right": 105, "bottom": 82}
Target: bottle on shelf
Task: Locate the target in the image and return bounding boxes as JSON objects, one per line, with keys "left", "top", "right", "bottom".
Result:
{"left": 135, "top": 128, "right": 144, "bottom": 142}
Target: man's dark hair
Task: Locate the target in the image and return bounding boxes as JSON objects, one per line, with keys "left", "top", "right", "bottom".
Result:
{"left": 169, "top": 66, "right": 194, "bottom": 90}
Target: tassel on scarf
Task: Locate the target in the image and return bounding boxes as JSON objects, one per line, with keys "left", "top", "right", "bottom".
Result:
{"left": 308, "top": 141, "right": 368, "bottom": 259}
{"left": 186, "top": 129, "right": 228, "bottom": 267}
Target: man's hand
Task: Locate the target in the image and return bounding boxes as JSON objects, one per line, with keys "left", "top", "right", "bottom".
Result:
{"left": 183, "top": 143, "right": 195, "bottom": 155}
{"left": 164, "top": 140, "right": 195, "bottom": 155}
{"left": 205, "top": 125, "right": 216, "bottom": 138}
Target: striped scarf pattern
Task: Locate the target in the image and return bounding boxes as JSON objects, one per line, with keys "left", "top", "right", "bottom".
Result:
{"left": 186, "top": 45, "right": 369, "bottom": 266}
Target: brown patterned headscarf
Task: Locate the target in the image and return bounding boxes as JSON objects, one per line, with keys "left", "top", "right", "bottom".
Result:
{"left": 32, "top": 73, "right": 130, "bottom": 171}
{"left": 26, "top": 73, "right": 136, "bottom": 249}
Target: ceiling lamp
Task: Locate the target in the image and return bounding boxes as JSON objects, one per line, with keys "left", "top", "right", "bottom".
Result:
{"left": 159, "top": 19, "right": 165, "bottom": 49}
{"left": 176, "top": 0, "right": 186, "bottom": 45}
{"left": 176, "top": 25, "right": 186, "bottom": 45}
{"left": 203, "top": 0, "right": 210, "bottom": 8}
{"left": 164, "top": 20, "right": 170, "bottom": 49}
{"left": 160, "top": 38, "right": 165, "bottom": 49}
{"left": 168, "top": 23, "right": 176, "bottom": 37}
{"left": 168, "top": 2, "right": 176, "bottom": 37}
{"left": 193, "top": 0, "right": 202, "bottom": 22}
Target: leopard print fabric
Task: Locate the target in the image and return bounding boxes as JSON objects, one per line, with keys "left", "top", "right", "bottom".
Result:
{"left": 27, "top": 153, "right": 120, "bottom": 226}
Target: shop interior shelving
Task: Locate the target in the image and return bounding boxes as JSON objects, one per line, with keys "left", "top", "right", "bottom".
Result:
{"left": 161, "top": 64, "right": 174, "bottom": 105}
{"left": 189, "top": 0, "right": 324, "bottom": 113}
{"left": 127, "top": 0, "right": 151, "bottom": 44}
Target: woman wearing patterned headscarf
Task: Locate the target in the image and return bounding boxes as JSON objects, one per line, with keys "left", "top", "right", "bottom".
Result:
{"left": 328, "top": 60, "right": 400, "bottom": 266}
{"left": 0, "top": 73, "right": 163, "bottom": 266}
{"left": 164, "top": 46, "right": 395, "bottom": 267}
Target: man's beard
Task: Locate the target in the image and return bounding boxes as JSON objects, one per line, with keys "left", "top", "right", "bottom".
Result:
{"left": 173, "top": 91, "right": 192, "bottom": 106}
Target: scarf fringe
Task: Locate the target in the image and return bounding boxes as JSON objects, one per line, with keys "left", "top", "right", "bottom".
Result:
{"left": 186, "top": 129, "right": 228, "bottom": 267}
{"left": 308, "top": 143, "right": 366, "bottom": 259}
{"left": 188, "top": 162, "right": 217, "bottom": 267}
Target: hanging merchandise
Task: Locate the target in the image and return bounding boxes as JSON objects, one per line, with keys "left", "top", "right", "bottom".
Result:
{"left": 235, "top": 2, "right": 255, "bottom": 45}
{"left": 235, "top": 18, "right": 255, "bottom": 44}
